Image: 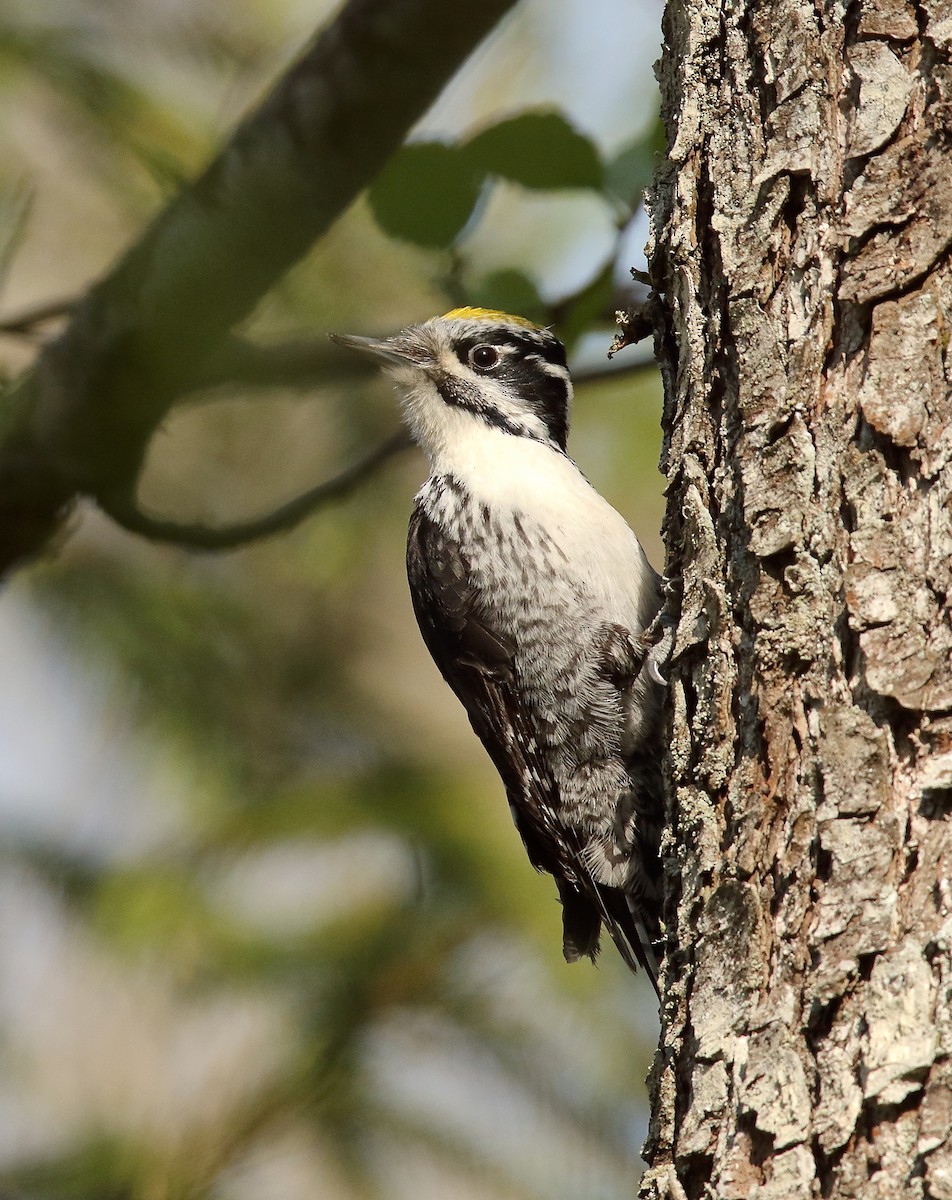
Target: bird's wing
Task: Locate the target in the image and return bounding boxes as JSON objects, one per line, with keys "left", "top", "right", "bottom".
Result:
{"left": 407, "top": 504, "right": 658, "bottom": 983}
{"left": 406, "top": 505, "right": 569, "bottom": 877}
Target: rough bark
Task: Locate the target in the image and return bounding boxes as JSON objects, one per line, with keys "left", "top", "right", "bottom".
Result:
{"left": 0, "top": 0, "right": 516, "bottom": 578}
{"left": 643, "top": 0, "right": 952, "bottom": 1196}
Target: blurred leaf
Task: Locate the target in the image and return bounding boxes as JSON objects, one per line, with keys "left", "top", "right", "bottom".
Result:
{"left": 0, "top": 23, "right": 199, "bottom": 181}
{"left": 464, "top": 269, "right": 547, "bottom": 324}
{"left": 463, "top": 110, "right": 603, "bottom": 191}
{"left": 31, "top": 551, "right": 343, "bottom": 793}
{"left": 92, "top": 865, "right": 217, "bottom": 960}
{"left": 604, "top": 119, "right": 664, "bottom": 207}
{"left": 0, "top": 838, "right": 103, "bottom": 904}
{"left": 0, "top": 1136, "right": 135, "bottom": 1200}
{"left": 368, "top": 142, "right": 483, "bottom": 248}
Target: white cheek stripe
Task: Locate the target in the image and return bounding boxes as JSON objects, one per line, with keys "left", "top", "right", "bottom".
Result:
{"left": 525, "top": 354, "right": 571, "bottom": 383}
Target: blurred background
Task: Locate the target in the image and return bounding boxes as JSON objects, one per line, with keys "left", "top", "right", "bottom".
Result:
{"left": 0, "top": 0, "right": 665, "bottom": 1196}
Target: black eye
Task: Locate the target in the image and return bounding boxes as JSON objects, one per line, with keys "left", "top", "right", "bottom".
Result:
{"left": 469, "top": 344, "right": 500, "bottom": 372}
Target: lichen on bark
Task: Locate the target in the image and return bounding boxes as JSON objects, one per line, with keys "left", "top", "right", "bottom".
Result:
{"left": 641, "top": 0, "right": 952, "bottom": 1194}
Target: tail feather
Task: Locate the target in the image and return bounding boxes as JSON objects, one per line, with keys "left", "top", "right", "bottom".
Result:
{"left": 557, "top": 876, "right": 602, "bottom": 963}
{"left": 599, "top": 885, "right": 660, "bottom": 996}
{"left": 557, "top": 877, "right": 661, "bottom": 995}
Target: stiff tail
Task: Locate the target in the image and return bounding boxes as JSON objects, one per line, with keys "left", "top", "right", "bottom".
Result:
{"left": 557, "top": 877, "right": 661, "bottom": 996}
{"left": 599, "top": 885, "right": 661, "bottom": 996}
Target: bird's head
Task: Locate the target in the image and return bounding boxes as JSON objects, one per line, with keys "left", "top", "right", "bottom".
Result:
{"left": 331, "top": 308, "right": 572, "bottom": 460}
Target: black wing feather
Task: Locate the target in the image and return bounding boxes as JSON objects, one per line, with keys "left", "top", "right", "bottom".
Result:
{"left": 407, "top": 503, "right": 658, "bottom": 986}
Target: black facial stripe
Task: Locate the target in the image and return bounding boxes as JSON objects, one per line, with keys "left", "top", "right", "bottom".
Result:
{"left": 525, "top": 337, "right": 568, "bottom": 370}
{"left": 433, "top": 373, "right": 486, "bottom": 413}
{"left": 505, "top": 359, "right": 570, "bottom": 450}
{"left": 477, "top": 407, "right": 538, "bottom": 438}
{"left": 434, "top": 373, "right": 560, "bottom": 447}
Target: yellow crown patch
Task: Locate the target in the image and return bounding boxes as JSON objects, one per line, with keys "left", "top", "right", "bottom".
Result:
{"left": 441, "top": 306, "right": 542, "bottom": 330}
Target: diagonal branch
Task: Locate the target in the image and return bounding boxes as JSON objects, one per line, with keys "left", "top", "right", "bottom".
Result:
{"left": 98, "top": 430, "right": 412, "bottom": 550}
{"left": 0, "top": 0, "right": 518, "bottom": 579}
{"left": 0, "top": 295, "right": 74, "bottom": 336}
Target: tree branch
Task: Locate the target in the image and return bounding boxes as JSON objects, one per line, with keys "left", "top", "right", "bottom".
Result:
{"left": 0, "top": 296, "right": 74, "bottom": 336}
{"left": 97, "top": 430, "right": 411, "bottom": 550}
{"left": 0, "top": 0, "right": 518, "bottom": 579}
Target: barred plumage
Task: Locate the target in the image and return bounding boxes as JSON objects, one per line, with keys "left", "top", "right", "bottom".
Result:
{"left": 332, "top": 308, "right": 665, "bottom": 989}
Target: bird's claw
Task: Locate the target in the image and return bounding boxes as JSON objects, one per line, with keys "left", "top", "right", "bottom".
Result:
{"left": 646, "top": 626, "right": 675, "bottom": 686}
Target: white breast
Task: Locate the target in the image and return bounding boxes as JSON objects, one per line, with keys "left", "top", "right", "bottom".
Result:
{"left": 423, "top": 418, "right": 658, "bottom": 635}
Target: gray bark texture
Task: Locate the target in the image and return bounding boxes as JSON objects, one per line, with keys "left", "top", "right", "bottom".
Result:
{"left": 642, "top": 0, "right": 952, "bottom": 1196}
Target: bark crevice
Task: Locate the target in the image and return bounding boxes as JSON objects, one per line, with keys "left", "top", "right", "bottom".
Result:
{"left": 642, "top": 0, "right": 952, "bottom": 1191}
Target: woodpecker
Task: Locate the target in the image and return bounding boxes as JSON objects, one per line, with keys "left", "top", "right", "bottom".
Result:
{"left": 332, "top": 308, "right": 664, "bottom": 988}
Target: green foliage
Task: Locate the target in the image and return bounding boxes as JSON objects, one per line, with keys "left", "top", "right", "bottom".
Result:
{"left": 605, "top": 121, "right": 664, "bottom": 207}
{"left": 463, "top": 268, "right": 548, "bottom": 324}
{"left": 367, "top": 105, "right": 659, "bottom": 351}
{"left": 368, "top": 107, "right": 651, "bottom": 256}
{"left": 551, "top": 259, "right": 615, "bottom": 348}
{"left": 0, "top": 1136, "right": 138, "bottom": 1200}
{"left": 369, "top": 142, "right": 484, "bottom": 248}
{"left": 0, "top": 185, "right": 32, "bottom": 301}
{"left": 0, "top": 20, "right": 203, "bottom": 190}
{"left": 374, "top": 115, "right": 612, "bottom": 255}
{"left": 464, "top": 110, "right": 603, "bottom": 190}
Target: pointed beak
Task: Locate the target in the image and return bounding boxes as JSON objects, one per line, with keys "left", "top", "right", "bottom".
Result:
{"left": 329, "top": 332, "right": 420, "bottom": 370}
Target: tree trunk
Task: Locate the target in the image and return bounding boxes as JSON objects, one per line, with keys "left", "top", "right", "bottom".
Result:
{"left": 643, "top": 0, "right": 952, "bottom": 1195}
